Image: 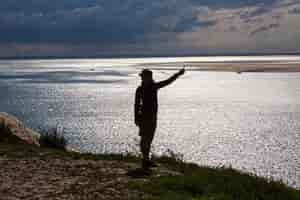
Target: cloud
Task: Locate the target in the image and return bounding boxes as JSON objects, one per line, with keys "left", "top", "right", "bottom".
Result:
{"left": 250, "top": 23, "right": 280, "bottom": 36}
{"left": 276, "top": 0, "right": 300, "bottom": 7}
{"left": 0, "top": 0, "right": 279, "bottom": 45}
{"left": 0, "top": 0, "right": 219, "bottom": 45}
{"left": 289, "top": 7, "right": 300, "bottom": 14}
{"left": 174, "top": 0, "right": 300, "bottom": 53}
{"left": 240, "top": 7, "right": 271, "bottom": 20}
{"left": 0, "top": 0, "right": 300, "bottom": 56}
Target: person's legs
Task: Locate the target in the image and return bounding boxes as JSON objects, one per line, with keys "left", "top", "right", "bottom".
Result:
{"left": 140, "top": 132, "right": 154, "bottom": 161}
{"left": 139, "top": 122, "right": 156, "bottom": 168}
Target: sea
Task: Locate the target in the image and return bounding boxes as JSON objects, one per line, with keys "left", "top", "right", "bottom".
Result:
{"left": 0, "top": 56, "right": 299, "bottom": 188}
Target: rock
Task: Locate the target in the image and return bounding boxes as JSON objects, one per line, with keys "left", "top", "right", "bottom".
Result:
{"left": 0, "top": 112, "right": 40, "bottom": 146}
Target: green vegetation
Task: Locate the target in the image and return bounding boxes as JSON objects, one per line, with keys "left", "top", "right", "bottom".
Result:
{"left": 129, "top": 151, "right": 300, "bottom": 200}
{"left": 39, "top": 127, "right": 67, "bottom": 150}
{"left": 131, "top": 164, "right": 300, "bottom": 200}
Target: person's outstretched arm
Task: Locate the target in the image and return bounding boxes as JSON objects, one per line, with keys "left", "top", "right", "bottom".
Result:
{"left": 134, "top": 87, "right": 142, "bottom": 126}
{"left": 156, "top": 68, "right": 185, "bottom": 89}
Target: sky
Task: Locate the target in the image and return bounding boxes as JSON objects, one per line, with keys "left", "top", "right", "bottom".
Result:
{"left": 1, "top": 0, "right": 300, "bottom": 57}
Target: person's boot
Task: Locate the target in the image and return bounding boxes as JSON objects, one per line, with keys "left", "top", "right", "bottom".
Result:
{"left": 142, "top": 159, "right": 158, "bottom": 169}
{"left": 142, "top": 158, "right": 150, "bottom": 169}
{"left": 147, "top": 160, "right": 158, "bottom": 167}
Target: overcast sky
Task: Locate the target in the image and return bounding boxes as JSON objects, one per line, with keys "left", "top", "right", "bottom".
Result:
{"left": 1, "top": 0, "right": 300, "bottom": 57}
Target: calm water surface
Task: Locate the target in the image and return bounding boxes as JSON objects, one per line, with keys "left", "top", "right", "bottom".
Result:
{"left": 0, "top": 56, "right": 299, "bottom": 188}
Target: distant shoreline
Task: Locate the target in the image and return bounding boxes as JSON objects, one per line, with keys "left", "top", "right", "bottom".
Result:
{"left": 1, "top": 53, "right": 300, "bottom": 60}
{"left": 146, "top": 61, "right": 300, "bottom": 73}
{"left": 1, "top": 55, "right": 300, "bottom": 73}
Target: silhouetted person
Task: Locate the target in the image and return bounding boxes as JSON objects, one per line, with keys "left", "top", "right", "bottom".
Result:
{"left": 135, "top": 68, "right": 185, "bottom": 169}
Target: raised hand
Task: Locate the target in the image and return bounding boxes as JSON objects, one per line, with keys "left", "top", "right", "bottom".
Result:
{"left": 178, "top": 67, "right": 185, "bottom": 76}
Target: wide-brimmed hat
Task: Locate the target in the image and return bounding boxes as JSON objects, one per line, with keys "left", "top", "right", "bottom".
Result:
{"left": 139, "top": 69, "right": 152, "bottom": 77}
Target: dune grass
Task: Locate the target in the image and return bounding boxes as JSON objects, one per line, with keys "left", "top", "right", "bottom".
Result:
{"left": 131, "top": 166, "right": 300, "bottom": 200}
{"left": 124, "top": 150, "right": 300, "bottom": 200}
{"left": 130, "top": 153, "right": 300, "bottom": 200}
{"left": 39, "top": 127, "right": 67, "bottom": 150}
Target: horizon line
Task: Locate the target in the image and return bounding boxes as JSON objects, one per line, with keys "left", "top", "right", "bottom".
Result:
{"left": 1, "top": 52, "right": 300, "bottom": 60}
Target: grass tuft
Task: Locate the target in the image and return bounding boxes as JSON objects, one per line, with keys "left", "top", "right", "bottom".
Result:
{"left": 39, "top": 127, "right": 67, "bottom": 150}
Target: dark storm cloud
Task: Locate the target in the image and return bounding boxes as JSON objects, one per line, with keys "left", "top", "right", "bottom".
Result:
{"left": 250, "top": 23, "right": 280, "bottom": 36}
{"left": 0, "top": 0, "right": 277, "bottom": 13}
{"left": 0, "top": 0, "right": 277, "bottom": 45}
{"left": 240, "top": 7, "right": 271, "bottom": 20}
{"left": 277, "top": 0, "right": 300, "bottom": 7}
{"left": 172, "top": 17, "right": 217, "bottom": 33}
{"left": 289, "top": 7, "right": 300, "bottom": 14}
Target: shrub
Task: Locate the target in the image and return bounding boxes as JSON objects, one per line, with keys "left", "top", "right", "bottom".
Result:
{"left": 0, "top": 124, "right": 11, "bottom": 142}
{"left": 0, "top": 123, "right": 21, "bottom": 143}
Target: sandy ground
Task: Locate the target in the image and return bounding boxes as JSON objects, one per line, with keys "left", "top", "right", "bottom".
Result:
{"left": 0, "top": 158, "right": 133, "bottom": 200}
